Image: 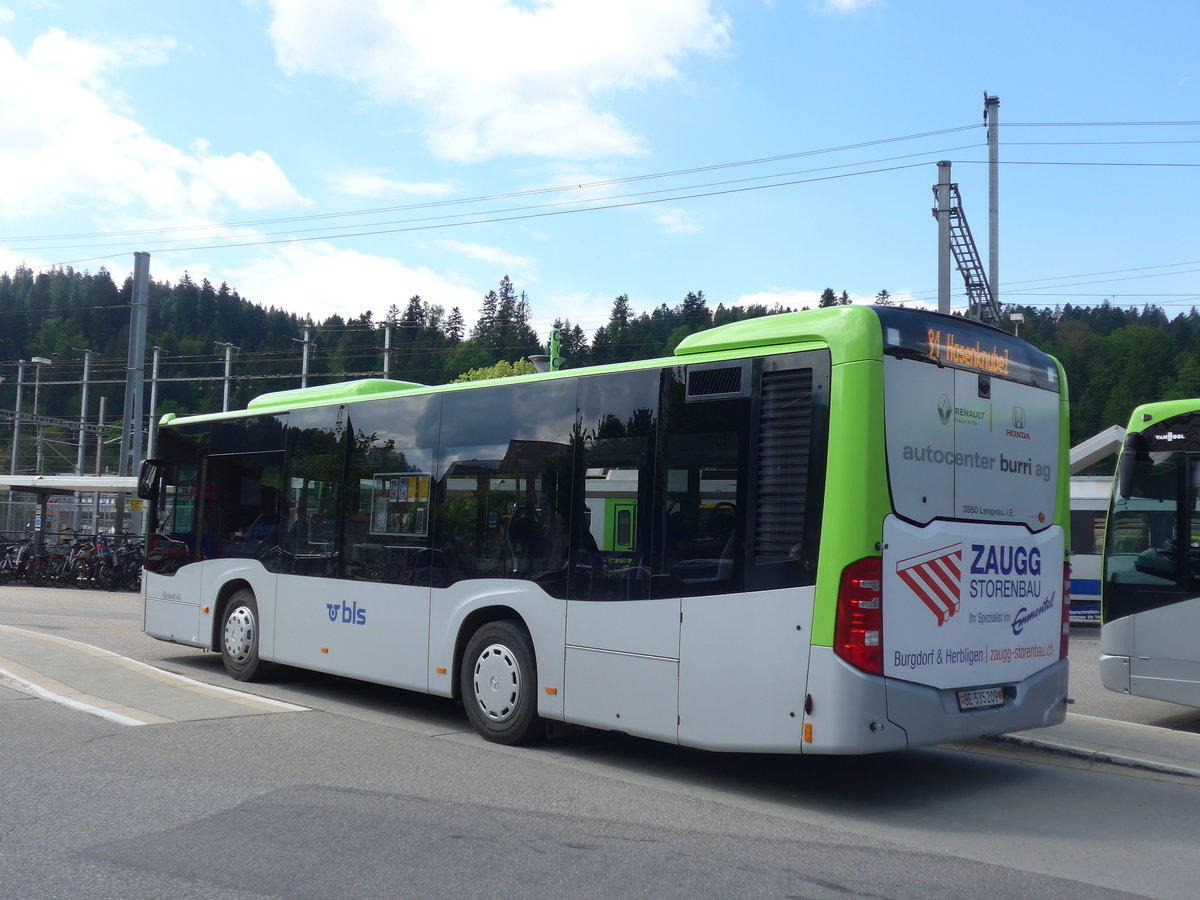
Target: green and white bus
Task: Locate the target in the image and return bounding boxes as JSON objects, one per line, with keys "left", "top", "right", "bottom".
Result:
{"left": 138, "top": 305, "right": 1070, "bottom": 753}
{"left": 1101, "top": 399, "right": 1200, "bottom": 706}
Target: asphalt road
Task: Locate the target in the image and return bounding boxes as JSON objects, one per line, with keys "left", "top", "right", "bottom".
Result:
{"left": 2, "top": 586, "right": 1198, "bottom": 899}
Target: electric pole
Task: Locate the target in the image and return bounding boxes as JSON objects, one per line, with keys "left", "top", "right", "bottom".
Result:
{"left": 985, "top": 93, "right": 1000, "bottom": 316}
{"left": 215, "top": 342, "right": 239, "bottom": 412}
{"left": 293, "top": 326, "right": 313, "bottom": 388}
{"left": 383, "top": 322, "right": 392, "bottom": 378}
{"left": 147, "top": 347, "right": 162, "bottom": 460}
{"left": 11, "top": 360, "right": 24, "bottom": 475}
{"left": 74, "top": 348, "right": 93, "bottom": 475}
{"left": 935, "top": 161, "right": 952, "bottom": 314}
{"left": 119, "top": 251, "right": 149, "bottom": 478}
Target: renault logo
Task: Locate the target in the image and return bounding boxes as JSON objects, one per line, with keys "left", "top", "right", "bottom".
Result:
{"left": 938, "top": 394, "right": 952, "bottom": 425}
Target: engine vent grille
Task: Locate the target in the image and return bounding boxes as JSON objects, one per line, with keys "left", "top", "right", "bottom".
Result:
{"left": 687, "top": 365, "right": 745, "bottom": 400}
{"left": 755, "top": 368, "right": 813, "bottom": 562}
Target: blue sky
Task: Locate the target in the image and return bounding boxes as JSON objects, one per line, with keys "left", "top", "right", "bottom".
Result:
{"left": 0, "top": 0, "right": 1196, "bottom": 343}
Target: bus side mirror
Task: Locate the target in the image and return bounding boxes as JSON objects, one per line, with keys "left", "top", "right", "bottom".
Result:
{"left": 1117, "top": 452, "right": 1134, "bottom": 500}
{"left": 1116, "top": 433, "right": 1146, "bottom": 500}
{"left": 138, "top": 459, "right": 162, "bottom": 500}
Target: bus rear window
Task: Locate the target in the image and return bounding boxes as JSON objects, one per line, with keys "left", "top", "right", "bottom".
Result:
{"left": 883, "top": 352, "right": 1060, "bottom": 529}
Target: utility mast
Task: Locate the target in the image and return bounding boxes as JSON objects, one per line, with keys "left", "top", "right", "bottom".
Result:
{"left": 931, "top": 163, "right": 1000, "bottom": 324}
{"left": 985, "top": 93, "right": 1000, "bottom": 319}
{"left": 931, "top": 94, "right": 1003, "bottom": 325}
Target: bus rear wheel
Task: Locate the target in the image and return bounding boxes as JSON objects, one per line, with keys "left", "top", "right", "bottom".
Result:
{"left": 221, "top": 589, "right": 269, "bottom": 681}
{"left": 461, "top": 620, "right": 540, "bottom": 745}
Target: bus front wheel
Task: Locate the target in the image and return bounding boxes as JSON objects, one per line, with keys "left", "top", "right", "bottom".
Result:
{"left": 461, "top": 620, "right": 540, "bottom": 745}
{"left": 221, "top": 589, "right": 269, "bottom": 682}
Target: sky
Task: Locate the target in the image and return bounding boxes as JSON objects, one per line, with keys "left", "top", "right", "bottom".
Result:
{"left": 0, "top": 0, "right": 1196, "bottom": 346}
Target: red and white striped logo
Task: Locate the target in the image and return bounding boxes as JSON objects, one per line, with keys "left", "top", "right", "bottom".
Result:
{"left": 897, "top": 543, "right": 963, "bottom": 627}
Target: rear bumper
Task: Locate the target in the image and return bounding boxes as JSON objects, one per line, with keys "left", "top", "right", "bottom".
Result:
{"left": 886, "top": 657, "right": 1070, "bottom": 747}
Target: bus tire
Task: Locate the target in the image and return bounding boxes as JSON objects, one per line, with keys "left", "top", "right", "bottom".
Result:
{"left": 220, "top": 589, "right": 269, "bottom": 682}
{"left": 461, "top": 619, "right": 541, "bottom": 745}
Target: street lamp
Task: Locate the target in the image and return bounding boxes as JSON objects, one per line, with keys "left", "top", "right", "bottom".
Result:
{"left": 31, "top": 356, "right": 51, "bottom": 474}
{"left": 11, "top": 360, "right": 26, "bottom": 475}
{"left": 1009, "top": 312, "right": 1024, "bottom": 338}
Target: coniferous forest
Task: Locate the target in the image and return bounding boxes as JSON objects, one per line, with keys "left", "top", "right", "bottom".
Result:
{"left": 0, "top": 263, "right": 1196, "bottom": 475}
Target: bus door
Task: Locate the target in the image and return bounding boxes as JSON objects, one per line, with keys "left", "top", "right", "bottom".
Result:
{"left": 676, "top": 357, "right": 822, "bottom": 752}
{"left": 605, "top": 499, "right": 637, "bottom": 558}
{"left": 565, "top": 370, "right": 681, "bottom": 744}
{"left": 142, "top": 457, "right": 206, "bottom": 646}
{"left": 1105, "top": 449, "right": 1200, "bottom": 701}
{"left": 199, "top": 449, "right": 286, "bottom": 654}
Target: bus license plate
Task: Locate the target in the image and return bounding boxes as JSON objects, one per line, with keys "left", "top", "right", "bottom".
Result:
{"left": 957, "top": 687, "right": 1004, "bottom": 711}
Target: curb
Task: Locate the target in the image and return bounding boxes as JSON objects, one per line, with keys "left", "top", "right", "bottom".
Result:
{"left": 990, "top": 732, "right": 1200, "bottom": 780}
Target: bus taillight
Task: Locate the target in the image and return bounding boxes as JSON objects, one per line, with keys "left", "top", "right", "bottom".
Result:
{"left": 1061, "top": 561, "right": 1071, "bottom": 660}
{"left": 835, "top": 557, "right": 883, "bottom": 675}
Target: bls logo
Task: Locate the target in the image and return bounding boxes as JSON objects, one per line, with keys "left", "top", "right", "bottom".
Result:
{"left": 326, "top": 601, "right": 367, "bottom": 626}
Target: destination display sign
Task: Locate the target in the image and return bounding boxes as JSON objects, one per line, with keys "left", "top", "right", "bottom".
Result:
{"left": 873, "top": 307, "right": 1059, "bottom": 391}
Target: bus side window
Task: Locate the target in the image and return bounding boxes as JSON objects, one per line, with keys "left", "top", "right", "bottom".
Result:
{"left": 338, "top": 395, "right": 440, "bottom": 586}
{"left": 1070, "top": 510, "right": 1105, "bottom": 556}
{"left": 575, "top": 368, "right": 661, "bottom": 602}
{"left": 199, "top": 453, "right": 284, "bottom": 562}
{"left": 437, "top": 380, "right": 577, "bottom": 596}
{"left": 655, "top": 368, "right": 748, "bottom": 598}
{"left": 1189, "top": 459, "right": 1200, "bottom": 588}
{"left": 1106, "top": 451, "right": 1184, "bottom": 589}
{"left": 282, "top": 407, "right": 345, "bottom": 577}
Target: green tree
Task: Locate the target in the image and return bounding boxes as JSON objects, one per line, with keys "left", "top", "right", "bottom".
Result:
{"left": 445, "top": 307, "right": 465, "bottom": 343}
{"left": 677, "top": 290, "right": 711, "bottom": 332}
{"left": 451, "top": 358, "right": 538, "bottom": 382}
{"left": 471, "top": 289, "right": 498, "bottom": 346}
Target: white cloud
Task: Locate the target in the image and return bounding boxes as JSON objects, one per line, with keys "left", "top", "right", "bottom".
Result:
{"left": 652, "top": 207, "right": 701, "bottom": 235}
{"left": 223, "top": 242, "right": 486, "bottom": 325}
{"left": 200, "top": 151, "right": 311, "bottom": 212}
{"left": 327, "top": 171, "right": 458, "bottom": 200}
{"left": 267, "top": 0, "right": 731, "bottom": 162}
{"left": 435, "top": 240, "right": 536, "bottom": 279}
{"left": 0, "top": 29, "right": 309, "bottom": 224}
{"left": 818, "top": 0, "right": 884, "bottom": 12}
{"left": 532, "top": 289, "right": 612, "bottom": 337}
{"left": 0, "top": 247, "right": 50, "bottom": 276}
{"left": 26, "top": 26, "right": 175, "bottom": 97}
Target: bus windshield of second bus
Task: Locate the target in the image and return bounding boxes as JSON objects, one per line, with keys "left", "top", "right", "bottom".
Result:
{"left": 1101, "top": 401, "right": 1200, "bottom": 706}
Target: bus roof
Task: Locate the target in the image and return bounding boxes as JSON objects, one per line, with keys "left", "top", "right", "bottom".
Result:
{"left": 157, "top": 305, "right": 1048, "bottom": 428}
{"left": 1125, "top": 398, "right": 1200, "bottom": 433}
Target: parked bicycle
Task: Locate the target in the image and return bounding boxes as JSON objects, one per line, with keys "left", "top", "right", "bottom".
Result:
{"left": 0, "top": 537, "right": 32, "bottom": 585}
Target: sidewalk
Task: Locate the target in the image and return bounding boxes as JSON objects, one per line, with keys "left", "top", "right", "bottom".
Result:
{"left": 996, "top": 713, "right": 1200, "bottom": 779}
{"left": 0, "top": 623, "right": 308, "bottom": 726}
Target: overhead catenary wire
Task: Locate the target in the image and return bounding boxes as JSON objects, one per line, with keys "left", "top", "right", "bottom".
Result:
{"left": 0, "top": 117, "right": 1194, "bottom": 331}
{"left": 26, "top": 150, "right": 973, "bottom": 259}
{"left": 4, "top": 119, "right": 1196, "bottom": 247}
{"left": 0, "top": 124, "right": 986, "bottom": 246}
{"left": 22, "top": 150, "right": 1199, "bottom": 264}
